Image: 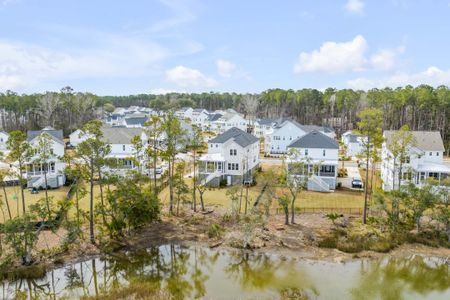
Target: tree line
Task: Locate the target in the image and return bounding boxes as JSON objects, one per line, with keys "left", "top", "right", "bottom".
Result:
{"left": 1, "top": 85, "right": 449, "bottom": 151}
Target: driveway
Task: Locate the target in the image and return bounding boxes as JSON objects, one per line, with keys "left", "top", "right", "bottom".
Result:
{"left": 338, "top": 165, "right": 362, "bottom": 190}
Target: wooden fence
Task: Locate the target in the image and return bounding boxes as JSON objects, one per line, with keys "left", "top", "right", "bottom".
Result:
{"left": 273, "top": 207, "right": 364, "bottom": 215}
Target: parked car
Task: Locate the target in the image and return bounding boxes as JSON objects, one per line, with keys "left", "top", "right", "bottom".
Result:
{"left": 155, "top": 167, "right": 163, "bottom": 174}
{"left": 352, "top": 178, "right": 363, "bottom": 189}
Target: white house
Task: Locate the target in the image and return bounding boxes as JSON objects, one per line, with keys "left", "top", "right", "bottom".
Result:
{"left": 0, "top": 131, "right": 9, "bottom": 151}
{"left": 265, "top": 118, "right": 336, "bottom": 156}
{"left": 214, "top": 112, "right": 248, "bottom": 134}
{"left": 190, "top": 109, "right": 210, "bottom": 128}
{"left": 199, "top": 127, "right": 259, "bottom": 186}
{"left": 175, "top": 107, "right": 194, "bottom": 120}
{"left": 26, "top": 127, "right": 66, "bottom": 189}
{"left": 341, "top": 130, "right": 366, "bottom": 158}
{"left": 204, "top": 113, "right": 223, "bottom": 132}
{"left": 287, "top": 130, "right": 339, "bottom": 192}
{"left": 253, "top": 119, "right": 276, "bottom": 139}
{"left": 381, "top": 130, "right": 450, "bottom": 191}
{"left": 105, "top": 107, "right": 127, "bottom": 126}
{"left": 101, "top": 127, "right": 148, "bottom": 176}
{"left": 69, "top": 129, "right": 87, "bottom": 147}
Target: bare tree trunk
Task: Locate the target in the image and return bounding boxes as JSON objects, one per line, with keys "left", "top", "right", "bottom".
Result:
{"left": 2, "top": 184, "right": 12, "bottom": 220}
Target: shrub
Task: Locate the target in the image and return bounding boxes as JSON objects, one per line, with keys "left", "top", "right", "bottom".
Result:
{"left": 219, "top": 179, "right": 227, "bottom": 187}
{"left": 318, "top": 236, "right": 338, "bottom": 248}
{"left": 208, "top": 224, "right": 223, "bottom": 239}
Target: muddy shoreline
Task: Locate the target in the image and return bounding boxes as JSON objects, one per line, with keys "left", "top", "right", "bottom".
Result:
{"left": 6, "top": 211, "right": 450, "bottom": 279}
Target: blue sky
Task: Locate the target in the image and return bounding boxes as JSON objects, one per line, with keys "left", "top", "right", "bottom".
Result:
{"left": 1, "top": 0, "right": 450, "bottom": 95}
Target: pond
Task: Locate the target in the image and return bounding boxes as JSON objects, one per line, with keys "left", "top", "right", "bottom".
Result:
{"left": 1, "top": 244, "right": 450, "bottom": 299}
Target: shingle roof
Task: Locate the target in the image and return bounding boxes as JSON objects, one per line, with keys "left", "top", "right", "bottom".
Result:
{"left": 27, "top": 128, "right": 64, "bottom": 143}
{"left": 384, "top": 130, "right": 445, "bottom": 151}
{"left": 208, "top": 113, "right": 223, "bottom": 122}
{"left": 125, "top": 117, "right": 147, "bottom": 126}
{"left": 101, "top": 127, "right": 143, "bottom": 144}
{"left": 209, "top": 127, "right": 258, "bottom": 147}
{"left": 288, "top": 130, "right": 339, "bottom": 149}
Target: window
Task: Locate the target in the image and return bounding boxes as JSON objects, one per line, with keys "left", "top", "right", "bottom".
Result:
{"left": 228, "top": 163, "right": 231, "bottom": 170}
{"left": 123, "top": 145, "right": 126, "bottom": 151}
{"left": 305, "top": 149, "right": 309, "bottom": 156}
{"left": 216, "top": 144, "right": 218, "bottom": 148}
{"left": 236, "top": 164, "right": 239, "bottom": 170}
{"left": 230, "top": 149, "right": 237, "bottom": 156}
{"left": 429, "top": 152, "right": 432, "bottom": 156}
{"left": 437, "top": 152, "right": 440, "bottom": 156}
{"left": 323, "top": 149, "right": 326, "bottom": 156}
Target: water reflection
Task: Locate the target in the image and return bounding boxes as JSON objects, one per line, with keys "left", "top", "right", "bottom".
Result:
{"left": 351, "top": 256, "right": 450, "bottom": 300}
{"left": 0, "top": 245, "right": 449, "bottom": 299}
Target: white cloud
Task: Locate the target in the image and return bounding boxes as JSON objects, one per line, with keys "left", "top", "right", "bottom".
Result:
{"left": 0, "top": 38, "right": 168, "bottom": 91}
{"left": 294, "top": 35, "right": 368, "bottom": 73}
{"left": 166, "top": 66, "right": 217, "bottom": 88}
{"left": 216, "top": 59, "right": 236, "bottom": 78}
{"left": 345, "top": 0, "right": 365, "bottom": 15}
{"left": 347, "top": 66, "right": 450, "bottom": 90}
{"left": 370, "top": 46, "right": 405, "bottom": 70}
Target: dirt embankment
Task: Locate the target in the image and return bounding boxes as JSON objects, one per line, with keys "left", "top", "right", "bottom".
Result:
{"left": 122, "top": 210, "right": 450, "bottom": 262}
{"left": 25, "top": 209, "right": 450, "bottom": 276}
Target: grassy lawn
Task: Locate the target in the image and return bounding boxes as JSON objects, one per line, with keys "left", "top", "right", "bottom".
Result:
{"left": 159, "top": 178, "right": 364, "bottom": 211}
{"left": 0, "top": 186, "right": 70, "bottom": 223}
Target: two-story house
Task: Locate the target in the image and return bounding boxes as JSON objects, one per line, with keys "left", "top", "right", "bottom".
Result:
{"left": 286, "top": 130, "right": 339, "bottom": 192}
{"left": 213, "top": 112, "right": 248, "bottom": 134}
{"left": 26, "top": 127, "right": 66, "bottom": 189}
{"left": 101, "top": 127, "right": 148, "bottom": 176}
{"left": 381, "top": 130, "right": 450, "bottom": 191}
{"left": 341, "top": 130, "right": 366, "bottom": 158}
{"left": 199, "top": 127, "right": 259, "bottom": 186}
{"left": 175, "top": 107, "right": 194, "bottom": 120}
{"left": 265, "top": 119, "right": 336, "bottom": 156}
{"left": 190, "top": 109, "right": 210, "bottom": 128}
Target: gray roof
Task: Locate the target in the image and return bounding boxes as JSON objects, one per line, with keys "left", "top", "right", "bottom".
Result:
{"left": 209, "top": 127, "right": 258, "bottom": 147}
{"left": 288, "top": 130, "right": 339, "bottom": 149}
{"left": 125, "top": 117, "right": 147, "bottom": 126}
{"left": 193, "top": 108, "right": 207, "bottom": 113}
{"left": 384, "top": 130, "right": 445, "bottom": 151}
{"left": 208, "top": 113, "right": 223, "bottom": 122}
{"left": 27, "top": 128, "right": 64, "bottom": 143}
{"left": 101, "top": 127, "right": 143, "bottom": 144}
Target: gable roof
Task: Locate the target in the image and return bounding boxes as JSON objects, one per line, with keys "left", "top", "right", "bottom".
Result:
{"left": 384, "top": 130, "right": 445, "bottom": 151}
{"left": 209, "top": 127, "right": 258, "bottom": 147}
{"left": 288, "top": 130, "right": 339, "bottom": 149}
{"left": 101, "top": 127, "right": 143, "bottom": 144}
{"left": 27, "top": 128, "right": 64, "bottom": 144}
{"left": 207, "top": 113, "right": 223, "bottom": 122}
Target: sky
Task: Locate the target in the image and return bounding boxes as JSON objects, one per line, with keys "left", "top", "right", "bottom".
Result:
{"left": 1, "top": 0, "right": 450, "bottom": 95}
